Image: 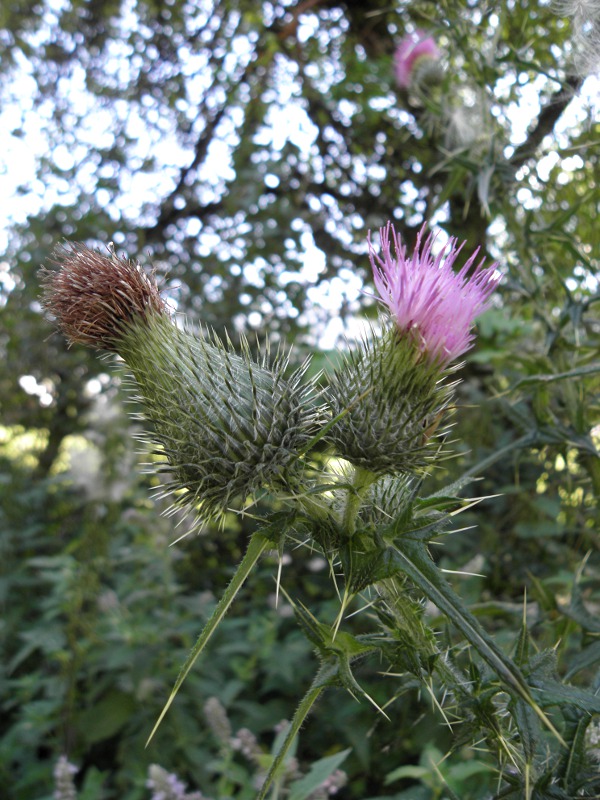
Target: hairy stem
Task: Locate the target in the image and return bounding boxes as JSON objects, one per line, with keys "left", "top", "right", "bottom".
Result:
{"left": 342, "top": 466, "right": 377, "bottom": 536}
{"left": 255, "top": 683, "right": 325, "bottom": 800}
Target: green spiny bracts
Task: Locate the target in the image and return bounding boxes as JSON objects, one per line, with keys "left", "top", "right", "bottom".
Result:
{"left": 326, "top": 326, "right": 455, "bottom": 475}
{"left": 40, "top": 242, "right": 321, "bottom": 527}
{"left": 359, "top": 474, "right": 417, "bottom": 530}
{"left": 119, "top": 314, "right": 320, "bottom": 524}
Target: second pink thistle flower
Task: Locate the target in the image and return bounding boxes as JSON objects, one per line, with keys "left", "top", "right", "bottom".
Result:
{"left": 370, "top": 223, "right": 500, "bottom": 366}
{"left": 394, "top": 30, "right": 441, "bottom": 89}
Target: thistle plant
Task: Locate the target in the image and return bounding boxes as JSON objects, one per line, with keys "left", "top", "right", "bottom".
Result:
{"left": 40, "top": 225, "right": 600, "bottom": 800}
{"left": 394, "top": 30, "right": 442, "bottom": 91}
{"left": 41, "top": 243, "right": 321, "bottom": 527}
{"left": 327, "top": 223, "right": 498, "bottom": 479}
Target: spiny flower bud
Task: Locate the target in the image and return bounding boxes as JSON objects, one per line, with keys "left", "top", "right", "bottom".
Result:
{"left": 326, "top": 327, "right": 453, "bottom": 475}
{"left": 359, "top": 474, "right": 416, "bottom": 529}
{"left": 40, "top": 243, "right": 320, "bottom": 526}
{"left": 120, "top": 316, "right": 319, "bottom": 524}
{"left": 326, "top": 223, "right": 498, "bottom": 475}
{"left": 394, "top": 30, "right": 442, "bottom": 91}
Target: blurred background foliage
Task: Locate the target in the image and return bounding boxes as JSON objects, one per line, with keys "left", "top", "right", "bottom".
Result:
{"left": 0, "top": 0, "right": 599, "bottom": 798}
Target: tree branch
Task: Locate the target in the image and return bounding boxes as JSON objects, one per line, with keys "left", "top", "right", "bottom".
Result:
{"left": 509, "top": 75, "right": 582, "bottom": 171}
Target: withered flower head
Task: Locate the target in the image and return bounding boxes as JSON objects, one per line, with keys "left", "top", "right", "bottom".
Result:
{"left": 40, "top": 242, "right": 168, "bottom": 351}
{"left": 39, "top": 240, "right": 321, "bottom": 526}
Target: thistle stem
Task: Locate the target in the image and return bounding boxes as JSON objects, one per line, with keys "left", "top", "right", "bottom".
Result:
{"left": 298, "top": 494, "right": 335, "bottom": 523}
{"left": 342, "top": 466, "right": 377, "bottom": 537}
{"left": 255, "top": 683, "right": 325, "bottom": 800}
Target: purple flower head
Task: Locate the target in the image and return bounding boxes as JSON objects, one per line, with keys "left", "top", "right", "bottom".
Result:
{"left": 394, "top": 30, "right": 440, "bottom": 89}
{"left": 369, "top": 223, "right": 500, "bottom": 366}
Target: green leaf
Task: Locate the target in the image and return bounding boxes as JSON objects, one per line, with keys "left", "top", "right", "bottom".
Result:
{"left": 564, "top": 640, "right": 600, "bottom": 680}
{"left": 287, "top": 748, "right": 351, "bottom": 800}
{"left": 529, "top": 678, "right": 600, "bottom": 714}
{"left": 387, "top": 538, "right": 566, "bottom": 745}
{"left": 365, "top": 792, "right": 429, "bottom": 800}
{"left": 79, "top": 766, "right": 108, "bottom": 800}
{"left": 385, "top": 764, "right": 430, "bottom": 784}
{"left": 147, "top": 530, "right": 270, "bottom": 745}
{"left": 77, "top": 691, "right": 136, "bottom": 745}
{"left": 509, "top": 362, "right": 600, "bottom": 391}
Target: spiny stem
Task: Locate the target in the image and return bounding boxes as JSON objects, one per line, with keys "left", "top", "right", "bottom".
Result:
{"left": 255, "top": 683, "right": 325, "bottom": 800}
{"left": 342, "top": 466, "right": 377, "bottom": 536}
{"left": 460, "top": 433, "right": 534, "bottom": 481}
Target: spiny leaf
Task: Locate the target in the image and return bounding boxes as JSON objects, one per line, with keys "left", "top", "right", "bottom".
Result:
{"left": 564, "top": 640, "right": 600, "bottom": 680}
{"left": 388, "top": 538, "right": 566, "bottom": 746}
{"left": 510, "top": 697, "right": 541, "bottom": 762}
{"left": 557, "top": 583, "right": 600, "bottom": 633}
{"left": 560, "top": 714, "right": 595, "bottom": 790}
{"left": 529, "top": 678, "right": 600, "bottom": 714}
{"left": 146, "top": 530, "right": 270, "bottom": 745}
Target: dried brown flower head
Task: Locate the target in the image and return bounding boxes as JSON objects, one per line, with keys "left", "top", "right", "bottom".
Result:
{"left": 40, "top": 242, "right": 168, "bottom": 351}
{"left": 39, "top": 240, "right": 322, "bottom": 525}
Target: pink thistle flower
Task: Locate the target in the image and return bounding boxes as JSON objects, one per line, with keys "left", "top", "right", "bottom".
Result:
{"left": 394, "top": 30, "right": 440, "bottom": 89}
{"left": 369, "top": 222, "right": 500, "bottom": 366}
